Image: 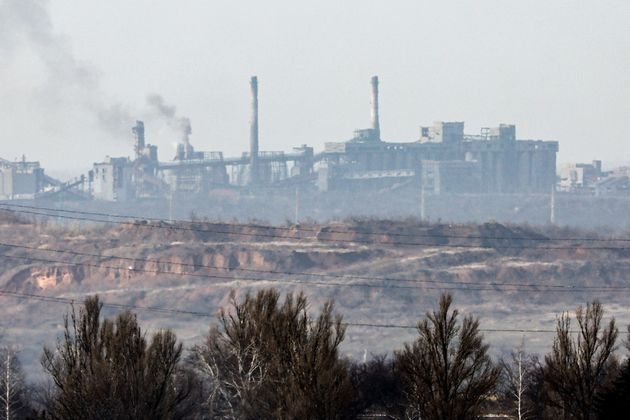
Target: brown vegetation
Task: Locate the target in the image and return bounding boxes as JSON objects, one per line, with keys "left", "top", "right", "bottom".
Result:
{"left": 2, "top": 216, "right": 630, "bottom": 384}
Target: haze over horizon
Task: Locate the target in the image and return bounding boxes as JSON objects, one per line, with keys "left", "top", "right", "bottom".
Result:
{"left": 1, "top": 0, "right": 628, "bottom": 176}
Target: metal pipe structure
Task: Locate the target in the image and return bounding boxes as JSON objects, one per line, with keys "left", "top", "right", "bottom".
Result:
{"left": 370, "top": 75, "right": 380, "bottom": 141}
{"left": 249, "top": 76, "right": 259, "bottom": 184}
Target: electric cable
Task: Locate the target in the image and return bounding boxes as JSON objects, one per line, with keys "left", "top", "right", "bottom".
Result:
{"left": 0, "top": 240, "right": 611, "bottom": 290}
{"left": 0, "top": 249, "right": 627, "bottom": 293}
{"left": 1, "top": 202, "right": 629, "bottom": 249}
{"left": 0, "top": 289, "right": 563, "bottom": 334}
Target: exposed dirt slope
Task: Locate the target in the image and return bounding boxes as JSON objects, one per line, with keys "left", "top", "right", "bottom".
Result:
{"left": 1, "top": 212, "right": 630, "bottom": 379}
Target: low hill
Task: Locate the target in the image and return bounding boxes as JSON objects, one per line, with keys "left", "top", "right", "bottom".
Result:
{"left": 1, "top": 211, "right": 629, "bottom": 380}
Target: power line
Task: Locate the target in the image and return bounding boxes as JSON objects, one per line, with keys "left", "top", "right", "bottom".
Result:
{"left": 346, "top": 322, "right": 558, "bottom": 334}
{"left": 0, "top": 205, "right": 616, "bottom": 337}
{"left": 0, "top": 246, "right": 627, "bottom": 293}
{"left": 0, "top": 289, "right": 209, "bottom": 317}
{"left": 0, "top": 240, "right": 613, "bottom": 290}
{"left": 2, "top": 202, "right": 629, "bottom": 250}
{"left": 2, "top": 204, "right": 630, "bottom": 253}
{"left": 0, "top": 289, "right": 562, "bottom": 334}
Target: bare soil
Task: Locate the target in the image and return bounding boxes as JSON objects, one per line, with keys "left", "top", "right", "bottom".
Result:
{"left": 1, "top": 211, "right": 629, "bottom": 380}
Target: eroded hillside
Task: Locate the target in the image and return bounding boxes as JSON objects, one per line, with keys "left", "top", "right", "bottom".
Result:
{"left": 1, "top": 211, "right": 630, "bottom": 379}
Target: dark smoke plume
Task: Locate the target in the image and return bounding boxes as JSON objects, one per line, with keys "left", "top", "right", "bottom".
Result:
{"left": 0, "top": 0, "right": 133, "bottom": 139}
{"left": 146, "top": 94, "right": 192, "bottom": 144}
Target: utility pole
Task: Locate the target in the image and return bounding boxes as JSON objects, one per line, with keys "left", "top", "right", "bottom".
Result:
{"left": 169, "top": 189, "right": 174, "bottom": 222}
{"left": 550, "top": 184, "right": 556, "bottom": 224}
{"left": 420, "top": 175, "right": 426, "bottom": 222}
{"left": 294, "top": 186, "right": 299, "bottom": 225}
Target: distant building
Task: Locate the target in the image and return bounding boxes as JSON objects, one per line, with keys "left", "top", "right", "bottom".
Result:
{"left": 420, "top": 160, "right": 482, "bottom": 194}
{"left": 593, "top": 173, "right": 630, "bottom": 195}
{"left": 90, "top": 157, "right": 134, "bottom": 202}
{"left": 320, "top": 121, "right": 558, "bottom": 194}
{"left": 89, "top": 118, "right": 316, "bottom": 201}
{"left": 559, "top": 160, "right": 603, "bottom": 191}
{"left": 0, "top": 157, "right": 45, "bottom": 199}
{"left": 557, "top": 161, "right": 630, "bottom": 195}
{"left": 43, "top": 77, "right": 562, "bottom": 201}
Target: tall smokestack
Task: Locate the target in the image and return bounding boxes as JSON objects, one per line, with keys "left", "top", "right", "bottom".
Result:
{"left": 249, "top": 76, "right": 259, "bottom": 184}
{"left": 370, "top": 75, "right": 381, "bottom": 141}
{"left": 132, "top": 120, "right": 145, "bottom": 158}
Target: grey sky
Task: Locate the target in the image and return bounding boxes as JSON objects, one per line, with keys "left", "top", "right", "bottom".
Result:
{"left": 1, "top": 0, "right": 628, "bottom": 174}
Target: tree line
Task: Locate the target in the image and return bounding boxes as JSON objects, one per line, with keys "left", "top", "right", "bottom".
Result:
{"left": 2, "top": 289, "right": 630, "bottom": 419}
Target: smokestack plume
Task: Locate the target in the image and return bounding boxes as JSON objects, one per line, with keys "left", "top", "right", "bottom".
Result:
{"left": 0, "top": 0, "right": 135, "bottom": 162}
{"left": 146, "top": 94, "right": 193, "bottom": 158}
{"left": 370, "top": 75, "right": 380, "bottom": 141}
{"left": 249, "top": 76, "right": 259, "bottom": 184}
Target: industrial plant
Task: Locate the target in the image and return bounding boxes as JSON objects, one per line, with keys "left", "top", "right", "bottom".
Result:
{"left": 1, "top": 76, "right": 561, "bottom": 202}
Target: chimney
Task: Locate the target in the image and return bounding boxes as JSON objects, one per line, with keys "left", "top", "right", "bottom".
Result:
{"left": 249, "top": 76, "right": 259, "bottom": 184}
{"left": 370, "top": 76, "right": 380, "bottom": 141}
{"left": 132, "top": 120, "right": 145, "bottom": 158}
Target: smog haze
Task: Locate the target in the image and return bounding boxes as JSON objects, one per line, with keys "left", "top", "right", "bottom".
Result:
{"left": 0, "top": 0, "right": 628, "bottom": 175}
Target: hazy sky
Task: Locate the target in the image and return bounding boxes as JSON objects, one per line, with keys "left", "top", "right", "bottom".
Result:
{"left": 1, "top": 0, "right": 628, "bottom": 175}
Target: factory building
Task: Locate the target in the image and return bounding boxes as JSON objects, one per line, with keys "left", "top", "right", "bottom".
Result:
{"left": 0, "top": 158, "right": 45, "bottom": 199}
{"left": 89, "top": 121, "right": 163, "bottom": 201}
{"left": 559, "top": 161, "right": 602, "bottom": 191}
{"left": 420, "top": 160, "right": 481, "bottom": 194}
{"left": 83, "top": 75, "right": 557, "bottom": 202}
{"left": 89, "top": 78, "right": 314, "bottom": 201}
{"left": 90, "top": 157, "right": 134, "bottom": 202}
{"left": 557, "top": 161, "right": 630, "bottom": 195}
{"left": 319, "top": 77, "right": 558, "bottom": 193}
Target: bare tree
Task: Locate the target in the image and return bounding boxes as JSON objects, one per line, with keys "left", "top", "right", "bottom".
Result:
{"left": 192, "top": 288, "right": 355, "bottom": 419}
{"left": 498, "top": 341, "right": 542, "bottom": 420}
{"left": 394, "top": 293, "right": 500, "bottom": 420}
{"left": 0, "top": 346, "right": 26, "bottom": 420}
{"left": 41, "top": 295, "right": 192, "bottom": 419}
{"left": 543, "top": 300, "right": 618, "bottom": 420}
{"left": 192, "top": 327, "right": 267, "bottom": 418}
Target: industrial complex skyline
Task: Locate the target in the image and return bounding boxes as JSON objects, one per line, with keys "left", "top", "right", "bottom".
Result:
{"left": 0, "top": 0, "right": 628, "bottom": 174}
{"left": 0, "top": 74, "right": 562, "bottom": 203}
